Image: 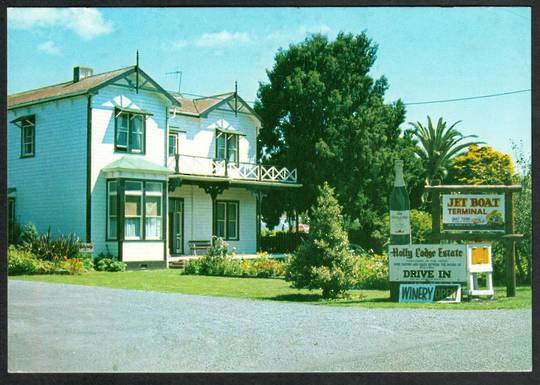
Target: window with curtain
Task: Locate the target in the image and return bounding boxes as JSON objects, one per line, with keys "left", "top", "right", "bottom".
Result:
{"left": 144, "top": 182, "right": 162, "bottom": 239}
{"left": 115, "top": 110, "right": 146, "bottom": 153}
{"left": 107, "top": 181, "right": 118, "bottom": 240}
{"left": 215, "top": 201, "right": 239, "bottom": 240}
{"left": 124, "top": 181, "right": 143, "bottom": 239}
{"left": 107, "top": 180, "right": 164, "bottom": 241}
{"left": 215, "top": 132, "right": 239, "bottom": 164}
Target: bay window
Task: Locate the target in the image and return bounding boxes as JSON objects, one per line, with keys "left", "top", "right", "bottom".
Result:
{"left": 106, "top": 179, "right": 164, "bottom": 241}
{"left": 107, "top": 181, "right": 117, "bottom": 240}
{"left": 125, "top": 181, "right": 143, "bottom": 239}
{"left": 144, "top": 182, "right": 163, "bottom": 239}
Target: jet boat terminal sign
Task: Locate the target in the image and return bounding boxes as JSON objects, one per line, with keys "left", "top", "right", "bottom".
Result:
{"left": 389, "top": 244, "right": 467, "bottom": 283}
{"left": 442, "top": 194, "right": 505, "bottom": 232}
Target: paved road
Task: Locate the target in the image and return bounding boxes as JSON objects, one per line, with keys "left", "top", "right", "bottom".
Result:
{"left": 8, "top": 280, "right": 531, "bottom": 372}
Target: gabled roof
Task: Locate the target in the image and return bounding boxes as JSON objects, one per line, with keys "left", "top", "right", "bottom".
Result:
{"left": 8, "top": 66, "right": 180, "bottom": 109}
{"left": 171, "top": 92, "right": 260, "bottom": 121}
{"left": 102, "top": 156, "right": 171, "bottom": 175}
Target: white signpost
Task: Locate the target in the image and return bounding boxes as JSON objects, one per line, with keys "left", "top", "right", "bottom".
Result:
{"left": 442, "top": 194, "right": 505, "bottom": 232}
{"left": 388, "top": 244, "right": 468, "bottom": 283}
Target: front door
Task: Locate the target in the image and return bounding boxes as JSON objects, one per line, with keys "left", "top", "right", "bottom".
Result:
{"left": 168, "top": 198, "right": 184, "bottom": 255}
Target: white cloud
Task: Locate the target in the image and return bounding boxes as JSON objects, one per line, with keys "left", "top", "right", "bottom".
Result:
{"left": 38, "top": 40, "right": 60, "bottom": 54}
{"left": 8, "top": 8, "right": 113, "bottom": 40}
{"left": 195, "top": 31, "right": 250, "bottom": 47}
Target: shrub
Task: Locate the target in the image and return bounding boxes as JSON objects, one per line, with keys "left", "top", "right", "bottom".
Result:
{"left": 20, "top": 223, "right": 39, "bottom": 247}
{"left": 19, "top": 224, "right": 81, "bottom": 261}
{"left": 184, "top": 248, "right": 286, "bottom": 279}
{"left": 184, "top": 259, "right": 200, "bottom": 275}
{"left": 77, "top": 253, "right": 95, "bottom": 271}
{"left": 95, "top": 258, "right": 126, "bottom": 272}
{"left": 195, "top": 237, "right": 234, "bottom": 276}
{"left": 222, "top": 259, "right": 243, "bottom": 276}
{"left": 251, "top": 257, "right": 285, "bottom": 278}
{"left": 356, "top": 253, "right": 389, "bottom": 290}
{"left": 286, "top": 183, "right": 360, "bottom": 298}
{"left": 58, "top": 257, "right": 84, "bottom": 275}
{"left": 8, "top": 246, "right": 55, "bottom": 275}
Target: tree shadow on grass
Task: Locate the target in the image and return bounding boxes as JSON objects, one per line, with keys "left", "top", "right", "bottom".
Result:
{"left": 266, "top": 293, "right": 393, "bottom": 304}
{"left": 266, "top": 293, "right": 324, "bottom": 302}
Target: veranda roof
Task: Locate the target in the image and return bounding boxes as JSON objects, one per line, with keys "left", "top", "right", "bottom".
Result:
{"left": 102, "top": 157, "right": 171, "bottom": 175}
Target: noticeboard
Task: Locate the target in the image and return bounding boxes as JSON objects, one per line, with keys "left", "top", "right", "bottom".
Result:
{"left": 442, "top": 194, "right": 505, "bottom": 232}
{"left": 389, "top": 244, "right": 468, "bottom": 283}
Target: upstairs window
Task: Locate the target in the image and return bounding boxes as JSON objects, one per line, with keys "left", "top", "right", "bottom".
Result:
{"left": 115, "top": 110, "right": 145, "bottom": 154}
{"left": 15, "top": 115, "right": 35, "bottom": 158}
{"left": 168, "top": 133, "right": 179, "bottom": 157}
{"left": 215, "top": 132, "right": 239, "bottom": 164}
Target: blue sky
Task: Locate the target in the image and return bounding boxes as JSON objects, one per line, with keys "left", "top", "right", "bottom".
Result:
{"left": 7, "top": 7, "right": 531, "bottom": 160}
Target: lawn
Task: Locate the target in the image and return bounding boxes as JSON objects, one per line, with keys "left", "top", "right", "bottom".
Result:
{"left": 11, "top": 270, "right": 531, "bottom": 310}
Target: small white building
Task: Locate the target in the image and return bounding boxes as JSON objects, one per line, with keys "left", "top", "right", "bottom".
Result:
{"left": 7, "top": 65, "right": 300, "bottom": 268}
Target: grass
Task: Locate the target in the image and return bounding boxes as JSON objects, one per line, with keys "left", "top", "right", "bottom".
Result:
{"left": 11, "top": 270, "right": 531, "bottom": 310}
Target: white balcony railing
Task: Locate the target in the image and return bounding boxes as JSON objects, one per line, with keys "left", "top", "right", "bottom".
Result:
{"left": 168, "top": 154, "right": 298, "bottom": 183}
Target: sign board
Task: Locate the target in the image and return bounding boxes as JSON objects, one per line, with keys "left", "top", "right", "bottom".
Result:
{"left": 399, "top": 284, "right": 461, "bottom": 303}
{"left": 389, "top": 244, "right": 467, "bottom": 283}
{"left": 442, "top": 194, "right": 505, "bottom": 232}
{"left": 467, "top": 244, "right": 493, "bottom": 273}
{"left": 79, "top": 243, "right": 94, "bottom": 253}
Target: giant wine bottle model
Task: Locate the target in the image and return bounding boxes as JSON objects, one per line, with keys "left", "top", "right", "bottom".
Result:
{"left": 389, "top": 160, "right": 411, "bottom": 301}
{"left": 390, "top": 159, "right": 411, "bottom": 245}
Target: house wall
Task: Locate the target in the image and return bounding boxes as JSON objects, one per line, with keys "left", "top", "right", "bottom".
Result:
{"left": 7, "top": 96, "right": 88, "bottom": 238}
{"left": 90, "top": 85, "right": 170, "bottom": 257}
{"left": 169, "top": 185, "right": 257, "bottom": 255}
{"left": 169, "top": 106, "right": 259, "bottom": 165}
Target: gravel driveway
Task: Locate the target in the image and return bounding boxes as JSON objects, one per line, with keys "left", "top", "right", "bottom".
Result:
{"left": 8, "top": 280, "right": 531, "bottom": 372}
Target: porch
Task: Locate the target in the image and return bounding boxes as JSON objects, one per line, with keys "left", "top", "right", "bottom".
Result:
{"left": 166, "top": 153, "right": 301, "bottom": 261}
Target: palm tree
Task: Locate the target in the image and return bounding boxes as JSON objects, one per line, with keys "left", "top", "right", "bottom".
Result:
{"left": 409, "top": 116, "right": 484, "bottom": 186}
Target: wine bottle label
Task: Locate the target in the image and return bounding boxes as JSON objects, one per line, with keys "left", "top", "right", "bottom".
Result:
{"left": 390, "top": 210, "right": 411, "bottom": 235}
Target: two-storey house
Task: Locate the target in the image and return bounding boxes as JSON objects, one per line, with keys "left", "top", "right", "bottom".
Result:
{"left": 7, "top": 65, "right": 300, "bottom": 269}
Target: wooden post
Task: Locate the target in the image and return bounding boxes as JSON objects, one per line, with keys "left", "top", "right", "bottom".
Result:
{"left": 256, "top": 191, "right": 262, "bottom": 252}
{"left": 504, "top": 191, "right": 516, "bottom": 297}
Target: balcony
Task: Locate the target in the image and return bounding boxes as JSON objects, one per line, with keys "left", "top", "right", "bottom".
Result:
{"left": 168, "top": 154, "right": 298, "bottom": 184}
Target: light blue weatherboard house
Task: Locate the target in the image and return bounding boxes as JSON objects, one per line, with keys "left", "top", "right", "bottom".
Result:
{"left": 7, "top": 65, "right": 300, "bottom": 268}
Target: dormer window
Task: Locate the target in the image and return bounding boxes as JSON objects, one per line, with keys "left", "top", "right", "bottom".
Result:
{"left": 114, "top": 108, "right": 147, "bottom": 154}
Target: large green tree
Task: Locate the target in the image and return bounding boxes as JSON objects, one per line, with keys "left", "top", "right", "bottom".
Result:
{"left": 409, "top": 116, "right": 483, "bottom": 186}
{"left": 255, "top": 33, "right": 423, "bottom": 249}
